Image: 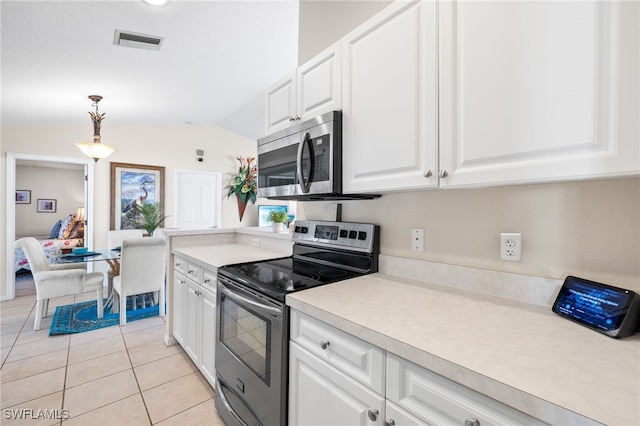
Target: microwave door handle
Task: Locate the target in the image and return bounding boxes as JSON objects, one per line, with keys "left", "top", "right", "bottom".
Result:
{"left": 219, "top": 284, "right": 282, "bottom": 317}
{"left": 296, "top": 132, "right": 312, "bottom": 193}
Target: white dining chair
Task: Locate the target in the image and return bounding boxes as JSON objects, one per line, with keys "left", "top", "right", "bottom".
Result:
{"left": 15, "top": 237, "right": 104, "bottom": 331}
{"left": 112, "top": 236, "right": 167, "bottom": 325}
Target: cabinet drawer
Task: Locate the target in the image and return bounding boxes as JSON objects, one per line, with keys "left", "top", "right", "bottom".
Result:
{"left": 201, "top": 268, "right": 217, "bottom": 293}
{"left": 173, "top": 255, "right": 187, "bottom": 275}
{"left": 386, "top": 353, "right": 545, "bottom": 426}
{"left": 290, "top": 310, "right": 384, "bottom": 394}
{"left": 185, "top": 261, "right": 201, "bottom": 282}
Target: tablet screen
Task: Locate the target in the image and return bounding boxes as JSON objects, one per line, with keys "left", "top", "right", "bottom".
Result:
{"left": 552, "top": 276, "right": 632, "bottom": 332}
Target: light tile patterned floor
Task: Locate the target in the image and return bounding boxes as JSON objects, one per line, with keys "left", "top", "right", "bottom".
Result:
{"left": 1, "top": 279, "right": 226, "bottom": 425}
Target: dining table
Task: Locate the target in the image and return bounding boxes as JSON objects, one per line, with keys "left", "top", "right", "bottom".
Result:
{"left": 57, "top": 249, "right": 122, "bottom": 311}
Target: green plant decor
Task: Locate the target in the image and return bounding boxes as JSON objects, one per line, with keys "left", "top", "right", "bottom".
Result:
{"left": 127, "top": 202, "right": 170, "bottom": 236}
{"left": 267, "top": 209, "right": 289, "bottom": 223}
{"left": 226, "top": 156, "right": 257, "bottom": 205}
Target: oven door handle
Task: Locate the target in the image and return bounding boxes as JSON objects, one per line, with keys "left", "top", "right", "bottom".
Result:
{"left": 215, "top": 379, "right": 252, "bottom": 426}
{"left": 296, "top": 132, "right": 313, "bottom": 193}
{"left": 219, "top": 283, "right": 282, "bottom": 317}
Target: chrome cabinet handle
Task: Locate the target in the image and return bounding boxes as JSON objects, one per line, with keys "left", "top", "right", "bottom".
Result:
{"left": 384, "top": 420, "right": 396, "bottom": 426}
{"left": 367, "top": 409, "right": 379, "bottom": 422}
{"left": 423, "top": 169, "right": 432, "bottom": 178}
{"left": 320, "top": 340, "right": 330, "bottom": 350}
{"left": 439, "top": 169, "right": 448, "bottom": 178}
{"left": 465, "top": 418, "right": 480, "bottom": 426}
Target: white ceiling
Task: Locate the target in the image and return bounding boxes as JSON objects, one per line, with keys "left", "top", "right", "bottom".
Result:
{"left": 1, "top": 0, "right": 299, "bottom": 133}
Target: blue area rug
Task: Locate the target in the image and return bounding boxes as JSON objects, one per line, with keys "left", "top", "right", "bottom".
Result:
{"left": 49, "top": 299, "right": 159, "bottom": 335}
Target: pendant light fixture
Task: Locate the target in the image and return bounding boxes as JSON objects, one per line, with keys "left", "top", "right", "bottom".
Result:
{"left": 75, "top": 95, "right": 116, "bottom": 162}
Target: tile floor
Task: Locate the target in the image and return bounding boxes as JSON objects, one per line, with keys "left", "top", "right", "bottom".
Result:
{"left": 1, "top": 277, "right": 226, "bottom": 425}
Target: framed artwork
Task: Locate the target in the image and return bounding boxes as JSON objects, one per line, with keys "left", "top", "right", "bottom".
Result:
{"left": 15, "top": 190, "right": 31, "bottom": 204}
{"left": 37, "top": 199, "right": 57, "bottom": 213}
{"left": 110, "top": 162, "right": 165, "bottom": 230}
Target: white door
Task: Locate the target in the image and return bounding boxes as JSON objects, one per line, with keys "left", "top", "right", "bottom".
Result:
{"left": 174, "top": 170, "right": 221, "bottom": 230}
{"left": 288, "top": 342, "right": 385, "bottom": 426}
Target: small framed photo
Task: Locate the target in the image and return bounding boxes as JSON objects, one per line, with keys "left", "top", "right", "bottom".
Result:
{"left": 15, "top": 190, "right": 31, "bottom": 204}
{"left": 37, "top": 199, "right": 57, "bottom": 213}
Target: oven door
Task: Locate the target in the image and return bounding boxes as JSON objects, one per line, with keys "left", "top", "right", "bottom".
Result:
{"left": 257, "top": 115, "right": 339, "bottom": 199}
{"left": 215, "top": 275, "right": 287, "bottom": 426}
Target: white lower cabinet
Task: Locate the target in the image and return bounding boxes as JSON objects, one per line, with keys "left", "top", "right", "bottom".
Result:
{"left": 289, "top": 343, "right": 385, "bottom": 426}
{"left": 289, "top": 309, "right": 544, "bottom": 426}
{"left": 173, "top": 256, "right": 216, "bottom": 387}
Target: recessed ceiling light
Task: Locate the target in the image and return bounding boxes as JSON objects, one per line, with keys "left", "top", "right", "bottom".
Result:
{"left": 141, "top": 0, "right": 170, "bottom": 6}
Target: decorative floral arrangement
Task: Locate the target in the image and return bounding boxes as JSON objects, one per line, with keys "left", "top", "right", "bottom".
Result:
{"left": 226, "top": 156, "right": 257, "bottom": 205}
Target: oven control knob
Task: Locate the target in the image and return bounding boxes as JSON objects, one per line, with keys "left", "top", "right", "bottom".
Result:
{"left": 294, "top": 226, "right": 301, "bottom": 233}
{"left": 301, "top": 227, "right": 308, "bottom": 234}
{"left": 339, "top": 229, "right": 348, "bottom": 238}
{"left": 357, "top": 231, "right": 367, "bottom": 240}
{"left": 348, "top": 230, "right": 357, "bottom": 239}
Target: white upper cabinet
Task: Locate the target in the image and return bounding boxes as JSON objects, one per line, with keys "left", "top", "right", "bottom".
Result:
{"left": 265, "top": 42, "right": 342, "bottom": 134}
{"left": 439, "top": 0, "right": 638, "bottom": 187}
{"left": 342, "top": 0, "right": 439, "bottom": 193}
{"left": 340, "top": 0, "right": 637, "bottom": 193}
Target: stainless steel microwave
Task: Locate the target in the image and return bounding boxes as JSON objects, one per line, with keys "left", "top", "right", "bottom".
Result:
{"left": 257, "top": 111, "right": 343, "bottom": 200}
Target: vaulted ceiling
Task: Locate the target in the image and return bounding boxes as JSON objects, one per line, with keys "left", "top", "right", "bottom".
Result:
{"left": 1, "top": 0, "right": 299, "bottom": 130}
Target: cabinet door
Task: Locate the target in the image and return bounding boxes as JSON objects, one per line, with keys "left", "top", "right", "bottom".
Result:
{"left": 439, "top": 1, "right": 637, "bottom": 187}
{"left": 342, "top": 0, "right": 438, "bottom": 193}
{"left": 172, "top": 274, "right": 187, "bottom": 345}
{"left": 199, "top": 287, "right": 216, "bottom": 387}
{"left": 184, "top": 280, "right": 200, "bottom": 364}
{"left": 297, "top": 41, "right": 342, "bottom": 122}
{"left": 289, "top": 342, "right": 385, "bottom": 426}
{"left": 265, "top": 70, "right": 296, "bottom": 134}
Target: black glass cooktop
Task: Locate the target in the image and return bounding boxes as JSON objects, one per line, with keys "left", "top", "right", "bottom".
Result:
{"left": 218, "top": 256, "right": 365, "bottom": 302}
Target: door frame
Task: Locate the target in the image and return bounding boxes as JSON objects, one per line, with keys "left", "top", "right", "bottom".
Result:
{"left": 4, "top": 153, "right": 95, "bottom": 301}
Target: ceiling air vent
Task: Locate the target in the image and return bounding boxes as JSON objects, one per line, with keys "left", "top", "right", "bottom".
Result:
{"left": 114, "top": 30, "right": 164, "bottom": 51}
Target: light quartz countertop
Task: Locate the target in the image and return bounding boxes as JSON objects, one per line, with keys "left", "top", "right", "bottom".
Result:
{"left": 172, "top": 243, "right": 289, "bottom": 269}
{"left": 287, "top": 273, "right": 640, "bottom": 426}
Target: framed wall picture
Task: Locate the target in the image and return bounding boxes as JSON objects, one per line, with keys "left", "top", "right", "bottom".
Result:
{"left": 37, "top": 199, "right": 57, "bottom": 213}
{"left": 15, "top": 190, "right": 31, "bottom": 204}
{"left": 110, "top": 162, "right": 165, "bottom": 230}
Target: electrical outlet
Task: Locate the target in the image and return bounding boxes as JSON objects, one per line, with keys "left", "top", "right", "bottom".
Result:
{"left": 411, "top": 228, "right": 424, "bottom": 252}
{"left": 500, "top": 233, "right": 522, "bottom": 261}
{"left": 252, "top": 238, "right": 260, "bottom": 247}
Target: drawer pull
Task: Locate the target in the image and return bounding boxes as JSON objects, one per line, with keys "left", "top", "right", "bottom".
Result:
{"left": 204, "top": 279, "right": 211, "bottom": 283}
{"left": 384, "top": 420, "right": 396, "bottom": 426}
{"left": 320, "top": 340, "right": 330, "bottom": 350}
{"left": 367, "top": 409, "right": 379, "bottom": 422}
{"left": 465, "top": 418, "right": 480, "bottom": 426}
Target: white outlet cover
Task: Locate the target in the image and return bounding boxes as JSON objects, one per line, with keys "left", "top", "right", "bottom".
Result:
{"left": 500, "top": 233, "right": 522, "bottom": 261}
{"left": 412, "top": 228, "right": 425, "bottom": 252}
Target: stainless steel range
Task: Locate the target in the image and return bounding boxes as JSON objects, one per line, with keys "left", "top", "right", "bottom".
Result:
{"left": 214, "top": 220, "right": 380, "bottom": 426}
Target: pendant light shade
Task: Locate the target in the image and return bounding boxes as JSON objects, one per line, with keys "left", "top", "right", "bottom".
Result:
{"left": 75, "top": 95, "right": 116, "bottom": 162}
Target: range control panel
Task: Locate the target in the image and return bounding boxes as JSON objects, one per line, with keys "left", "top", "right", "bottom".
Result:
{"left": 293, "top": 220, "right": 379, "bottom": 253}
